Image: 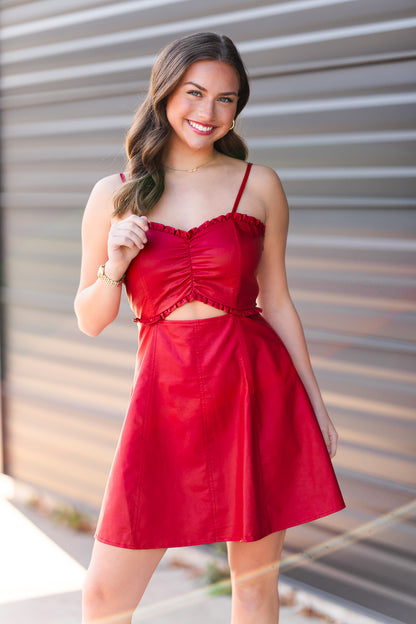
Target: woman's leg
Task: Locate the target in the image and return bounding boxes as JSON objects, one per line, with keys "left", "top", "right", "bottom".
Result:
{"left": 82, "top": 540, "right": 166, "bottom": 624}
{"left": 226, "top": 530, "right": 286, "bottom": 624}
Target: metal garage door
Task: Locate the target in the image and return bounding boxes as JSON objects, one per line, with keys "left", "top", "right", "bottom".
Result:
{"left": 1, "top": 0, "right": 415, "bottom": 512}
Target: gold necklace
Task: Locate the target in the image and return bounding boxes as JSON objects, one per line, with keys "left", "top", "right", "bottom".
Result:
{"left": 164, "top": 156, "right": 216, "bottom": 173}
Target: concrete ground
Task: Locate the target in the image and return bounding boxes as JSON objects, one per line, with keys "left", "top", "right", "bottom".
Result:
{"left": 0, "top": 475, "right": 381, "bottom": 624}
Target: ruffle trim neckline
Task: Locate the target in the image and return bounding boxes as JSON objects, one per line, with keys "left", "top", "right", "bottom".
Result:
{"left": 134, "top": 293, "right": 262, "bottom": 325}
{"left": 148, "top": 211, "right": 265, "bottom": 239}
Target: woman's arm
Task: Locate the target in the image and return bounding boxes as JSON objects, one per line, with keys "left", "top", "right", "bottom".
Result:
{"left": 253, "top": 165, "right": 338, "bottom": 458}
{"left": 74, "top": 174, "right": 149, "bottom": 337}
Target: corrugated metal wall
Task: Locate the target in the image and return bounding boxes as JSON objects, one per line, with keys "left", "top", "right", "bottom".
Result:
{"left": 1, "top": 0, "right": 415, "bottom": 510}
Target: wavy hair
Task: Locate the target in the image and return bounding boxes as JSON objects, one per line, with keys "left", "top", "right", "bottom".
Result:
{"left": 114, "top": 32, "right": 250, "bottom": 217}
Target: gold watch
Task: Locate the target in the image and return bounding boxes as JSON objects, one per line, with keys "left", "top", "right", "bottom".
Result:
{"left": 97, "top": 264, "right": 125, "bottom": 287}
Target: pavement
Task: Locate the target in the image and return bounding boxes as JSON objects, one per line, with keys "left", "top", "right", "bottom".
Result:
{"left": 0, "top": 474, "right": 383, "bottom": 624}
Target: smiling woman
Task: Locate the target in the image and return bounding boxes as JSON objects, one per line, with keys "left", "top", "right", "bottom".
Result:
{"left": 165, "top": 61, "right": 239, "bottom": 152}
{"left": 74, "top": 32, "right": 345, "bottom": 624}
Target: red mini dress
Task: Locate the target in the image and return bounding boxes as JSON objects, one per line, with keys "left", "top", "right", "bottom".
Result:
{"left": 95, "top": 163, "right": 345, "bottom": 549}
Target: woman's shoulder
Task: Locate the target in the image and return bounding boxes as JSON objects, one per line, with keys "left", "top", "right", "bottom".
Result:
{"left": 83, "top": 173, "right": 125, "bottom": 223}
{"left": 221, "top": 155, "right": 281, "bottom": 186}
{"left": 247, "top": 163, "right": 288, "bottom": 225}
{"left": 249, "top": 163, "right": 282, "bottom": 188}
{"left": 91, "top": 172, "right": 125, "bottom": 196}
{"left": 247, "top": 163, "right": 286, "bottom": 201}
{"left": 87, "top": 172, "right": 125, "bottom": 207}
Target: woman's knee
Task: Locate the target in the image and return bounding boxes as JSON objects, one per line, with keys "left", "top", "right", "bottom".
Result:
{"left": 82, "top": 541, "right": 166, "bottom": 618}
{"left": 227, "top": 532, "right": 285, "bottom": 612}
{"left": 231, "top": 571, "right": 279, "bottom": 611}
{"left": 83, "top": 570, "right": 116, "bottom": 609}
{"left": 82, "top": 570, "right": 140, "bottom": 624}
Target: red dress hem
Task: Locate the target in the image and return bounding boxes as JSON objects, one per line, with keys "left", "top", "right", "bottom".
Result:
{"left": 94, "top": 501, "right": 345, "bottom": 550}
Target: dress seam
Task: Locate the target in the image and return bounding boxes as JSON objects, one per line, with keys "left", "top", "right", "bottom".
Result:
{"left": 193, "top": 322, "right": 219, "bottom": 541}
{"left": 131, "top": 325, "right": 158, "bottom": 543}
{"left": 235, "top": 316, "right": 273, "bottom": 533}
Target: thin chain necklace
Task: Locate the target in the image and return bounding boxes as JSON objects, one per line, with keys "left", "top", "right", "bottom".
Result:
{"left": 164, "top": 156, "right": 216, "bottom": 173}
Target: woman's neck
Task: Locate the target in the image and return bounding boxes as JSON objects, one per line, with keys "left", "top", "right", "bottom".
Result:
{"left": 163, "top": 142, "right": 218, "bottom": 172}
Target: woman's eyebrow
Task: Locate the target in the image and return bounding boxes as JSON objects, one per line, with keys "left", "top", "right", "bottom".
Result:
{"left": 183, "top": 81, "right": 238, "bottom": 96}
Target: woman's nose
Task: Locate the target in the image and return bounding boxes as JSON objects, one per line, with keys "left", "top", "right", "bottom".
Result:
{"left": 199, "top": 98, "right": 215, "bottom": 120}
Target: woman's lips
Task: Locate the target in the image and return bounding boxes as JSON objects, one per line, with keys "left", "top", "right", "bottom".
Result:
{"left": 187, "top": 119, "right": 216, "bottom": 134}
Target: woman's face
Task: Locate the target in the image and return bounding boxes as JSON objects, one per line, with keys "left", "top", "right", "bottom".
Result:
{"left": 165, "top": 60, "right": 239, "bottom": 152}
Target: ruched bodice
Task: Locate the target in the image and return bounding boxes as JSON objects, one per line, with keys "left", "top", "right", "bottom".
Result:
{"left": 125, "top": 211, "right": 264, "bottom": 324}
{"left": 123, "top": 163, "right": 266, "bottom": 324}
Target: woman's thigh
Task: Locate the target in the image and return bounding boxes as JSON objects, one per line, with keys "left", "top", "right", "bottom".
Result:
{"left": 226, "top": 531, "right": 286, "bottom": 584}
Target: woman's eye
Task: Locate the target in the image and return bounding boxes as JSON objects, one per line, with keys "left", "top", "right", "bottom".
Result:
{"left": 219, "top": 96, "right": 234, "bottom": 103}
{"left": 187, "top": 90, "right": 201, "bottom": 97}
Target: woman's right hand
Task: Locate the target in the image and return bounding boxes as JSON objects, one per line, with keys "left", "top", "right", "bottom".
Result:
{"left": 106, "top": 214, "right": 149, "bottom": 278}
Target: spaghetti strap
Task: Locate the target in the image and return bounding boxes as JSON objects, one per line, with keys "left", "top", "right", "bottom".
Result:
{"left": 231, "top": 163, "right": 252, "bottom": 213}
{"left": 120, "top": 172, "right": 126, "bottom": 183}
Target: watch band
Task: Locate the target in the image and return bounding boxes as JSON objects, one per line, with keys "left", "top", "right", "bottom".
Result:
{"left": 97, "top": 264, "right": 125, "bottom": 287}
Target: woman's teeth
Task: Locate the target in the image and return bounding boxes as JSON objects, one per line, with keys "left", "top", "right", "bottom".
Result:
{"left": 188, "top": 120, "right": 214, "bottom": 132}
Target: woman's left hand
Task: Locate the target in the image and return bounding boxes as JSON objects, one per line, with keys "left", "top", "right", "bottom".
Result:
{"left": 315, "top": 407, "right": 339, "bottom": 459}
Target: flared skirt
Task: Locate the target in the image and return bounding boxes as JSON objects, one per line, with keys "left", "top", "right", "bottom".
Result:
{"left": 95, "top": 312, "right": 345, "bottom": 549}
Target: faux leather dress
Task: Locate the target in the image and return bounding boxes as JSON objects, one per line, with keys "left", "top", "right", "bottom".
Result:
{"left": 95, "top": 163, "right": 345, "bottom": 549}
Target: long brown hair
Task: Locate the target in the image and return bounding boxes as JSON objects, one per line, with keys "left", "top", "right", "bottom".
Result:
{"left": 114, "top": 32, "right": 250, "bottom": 217}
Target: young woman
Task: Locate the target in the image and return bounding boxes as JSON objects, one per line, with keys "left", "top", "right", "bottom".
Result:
{"left": 75, "top": 32, "right": 345, "bottom": 624}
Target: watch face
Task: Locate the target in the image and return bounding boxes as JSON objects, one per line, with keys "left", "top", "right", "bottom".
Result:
{"left": 97, "top": 264, "right": 121, "bottom": 286}
{"left": 98, "top": 265, "right": 106, "bottom": 281}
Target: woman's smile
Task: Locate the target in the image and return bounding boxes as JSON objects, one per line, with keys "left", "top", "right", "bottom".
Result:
{"left": 186, "top": 119, "right": 216, "bottom": 134}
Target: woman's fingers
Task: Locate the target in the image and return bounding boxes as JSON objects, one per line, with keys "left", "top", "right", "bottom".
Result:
{"left": 109, "top": 215, "right": 149, "bottom": 251}
{"left": 121, "top": 214, "right": 149, "bottom": 232}
{"left": 326, "top": 427, "right": 338, "bottom": 459}
{"left": 122, "top": 215, "right": 149, "bottom": 230}
{"left": 320, "top": 421, "right": 338, "bottom": 459}
{"left": 106, "top": 215, "right": 150, "bottom": 268}
{"left": 113, "top": 215, "right": 149, "bottom": 239}
{"left": 110, "top": 229, "right": 145, "bottom": 250}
